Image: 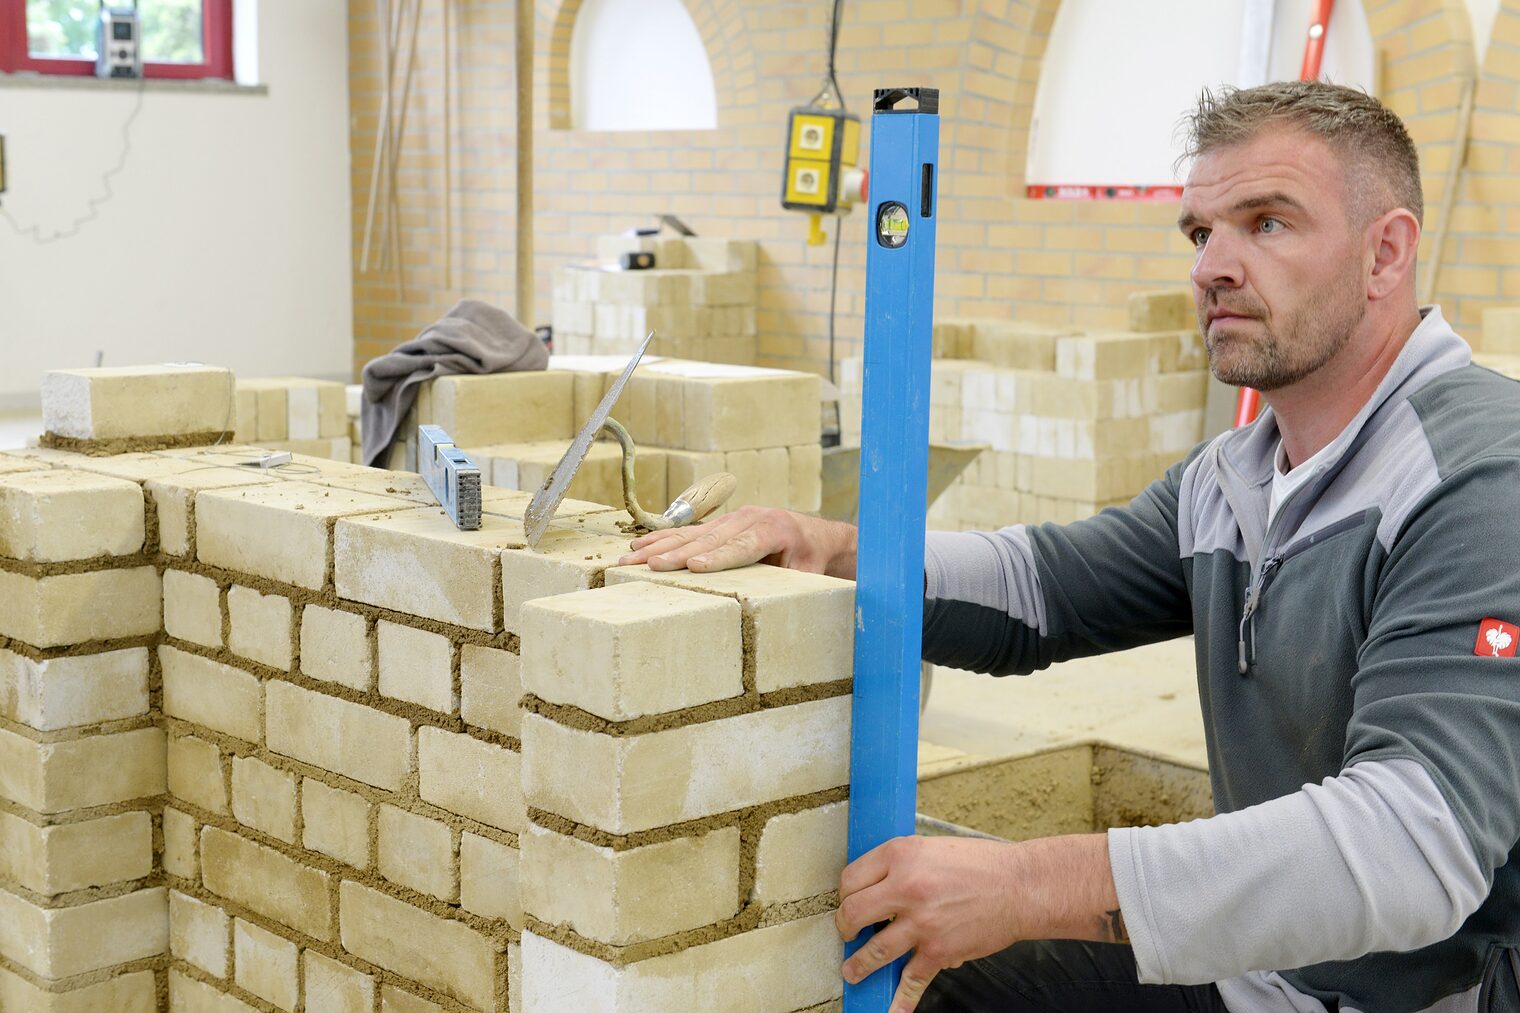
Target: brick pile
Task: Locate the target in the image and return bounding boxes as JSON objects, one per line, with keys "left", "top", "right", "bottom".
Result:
{"left": 839, "top": 291, "right": 1209, "bottom": 530}
{"left": 234, "top": 378, "right": 353, "bottom": 464}
{"left": 385, "top": 357, "right": 823, "bottom": 517}
{"left": 0, "top": 364, "right": 855, "bottom": 1012}
{"left": 552, "top": 236, "right": 759, "bottom": 365}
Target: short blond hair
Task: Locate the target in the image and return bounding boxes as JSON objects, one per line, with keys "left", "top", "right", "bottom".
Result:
{"left": 1180, "top": 81, "right": 1423, "bottom": 225}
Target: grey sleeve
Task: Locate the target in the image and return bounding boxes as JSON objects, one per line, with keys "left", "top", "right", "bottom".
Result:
{"left": 921, "top": 455, "right": 1195, "bottom": 675}
{"left": 1108, "top": 757, "right": 1488, "bottom": 986}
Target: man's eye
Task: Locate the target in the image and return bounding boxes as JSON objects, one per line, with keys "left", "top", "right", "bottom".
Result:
{"left": 1190, "top": 228, "right": 1210, "bottom": 247}
{"left": 1259, "top": 217, "right": 1283, "bottom": 234}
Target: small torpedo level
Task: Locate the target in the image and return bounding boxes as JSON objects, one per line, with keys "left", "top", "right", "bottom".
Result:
{"left": 846, "top": 87, "right": 940, "bottom": 1012}
{"left": 418, "top": 425, "right": 482, "bottom": 530}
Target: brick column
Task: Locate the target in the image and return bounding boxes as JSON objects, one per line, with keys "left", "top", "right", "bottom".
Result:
{"left": 518, "top": 564, "right": 854, "bottom": 1012}
{"left": 0, "top": 459, "right": 167, "bottom": 1011}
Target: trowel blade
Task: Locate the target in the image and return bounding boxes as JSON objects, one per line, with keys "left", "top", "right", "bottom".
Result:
{"left": 523, "top": 330, "right": 655, "bottom": 547}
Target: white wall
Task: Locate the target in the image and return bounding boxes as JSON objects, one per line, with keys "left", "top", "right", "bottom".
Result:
{"left": 1027, "top": 0, "right": 1375, "bottom": 187}
{"left": 0, "top": 0, "right": 352, "bottom": 401}
{"left": 570, "top": 0, "right": 717, "bottom": 131}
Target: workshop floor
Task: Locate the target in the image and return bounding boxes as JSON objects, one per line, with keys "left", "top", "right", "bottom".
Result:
{"left": 918, "top": 636, "right": 1206, "bottom": 775}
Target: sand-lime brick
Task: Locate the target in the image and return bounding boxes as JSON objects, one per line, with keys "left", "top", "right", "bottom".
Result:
{"left": 161, "top": 646, "right": 262, "bottom": 743}
{"left": 0, "top": 809, "right": 152, "bottom": 894}
{"left": 460, "top": 644, "right": 523, "bottom": 739}
{"left": 303, "top": 950, "right": 377, "bottom": 1013}
{"left": 338, "top": 880, "right": 499, "bottom": 1011}
{"left": 231, "top": 755, "right": 298, "bottom": 844}
{"left": 164, "top": 806, "right": 199, "bottom": 879}
{"left": 0, "top": 885, "right": 168, "bottom": 979}
{"left": 164, "top": 569, "right": 223, "bottom": 649}
{"left": 754, "top": 801, "right": 849, "bottom": 905}
{"left": 0, "top": 565, "right": 161, "bottom": 649}
{"left": 234, "top": 918, "right": 300, "bottom": 1011}
{"left": 196, "top": 481, "right": 401, "bottom": 590}
{"left": 168, "top": 734, "right": 230, "bottom": 815}
{"left": 227, "top": 584, "right": 294, "bottom": 669}
{"left": 300, "top": 603, "right": 373, "bottom": 691}
{"left": 0, "top": 645, "right": 150, "bottom": 730}
{"left": 0, "top": 724, "right": 165, "bottom": 815}
{"left": 521, "top": 914, "right": 842, "bottom": 1012}
{"left": 170, "top": 889, "right": 230, "bottom": 978}
{"left": 521, "top": 823, "right": 740, "bottom": 945}
{"left": 200, "top": 827, "right": 333, "bottom": 941}
{"left": 265, "top": 681, "right": 413, "bottom": 791}
{"left": 607, "top": 564, "right": 855, "bottom": 693}
{"left": 417, "top": 726, "right": 525, "bottom": 834}
{"left": 460, "top": 832, "right": 522, "bottom": 927}
{"left": 378, "top": 804, "right": 457, "bottom": 902}
{"left": 42, "top": 365, "right": 234, "bottom": 442}
{"left": 521, "top": 696, "right": 851, "bottom": 835}
{"left": 378, "top": 620, "right": 456, "bottom": 714}
{"left": 301, "top": 777, "right": 372, "bottom": 869}
{"left": 0, "top": 468, "right": 145, "bottom": 562}
{"left": 520, "top": 582, "right": 743, "bottom": 721}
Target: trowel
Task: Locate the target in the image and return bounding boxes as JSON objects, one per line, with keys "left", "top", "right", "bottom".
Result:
{"left": 523, "top": 332, "right": 736, "bottom": 547}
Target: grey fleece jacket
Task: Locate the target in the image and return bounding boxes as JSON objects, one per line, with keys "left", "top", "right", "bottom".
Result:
{"left": 922, "top": 307, "right": 1520, "bottom": 1012}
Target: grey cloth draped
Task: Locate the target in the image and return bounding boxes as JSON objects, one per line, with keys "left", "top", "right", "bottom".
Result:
{"left": 360, "top": 300, "right": 547, "bottom": 467}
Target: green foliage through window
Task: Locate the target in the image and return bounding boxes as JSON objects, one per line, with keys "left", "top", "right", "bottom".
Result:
{"left": 26, "top": 0, "right": 205, "bottom": 63}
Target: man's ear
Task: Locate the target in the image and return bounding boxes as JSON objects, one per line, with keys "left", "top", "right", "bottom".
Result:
{"left": 1367, "top": 208, "right": 1420, "bottom": 301}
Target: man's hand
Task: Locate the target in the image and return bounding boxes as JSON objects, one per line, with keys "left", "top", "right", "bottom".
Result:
{"left": 836, "top": 833, "right": 1123, "bottom": 1013}
{"left": 617, "top": 506, "right": 858, "bottom": 578}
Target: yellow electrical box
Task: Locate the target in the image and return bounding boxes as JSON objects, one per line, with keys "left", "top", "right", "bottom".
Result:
{"left": 781, "top": 107, "right": 861, "bottom": 215}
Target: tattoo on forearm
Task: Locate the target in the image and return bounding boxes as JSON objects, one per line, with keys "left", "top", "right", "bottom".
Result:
{"left": 1103, "top": 907, "right": 1129, "bottom": 944}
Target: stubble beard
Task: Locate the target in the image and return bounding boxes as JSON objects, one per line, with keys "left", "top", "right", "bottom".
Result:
{"left": 1201, "top": 274, "right": 1364, "bottom": 392}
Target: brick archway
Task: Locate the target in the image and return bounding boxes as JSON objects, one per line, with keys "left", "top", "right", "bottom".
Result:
{"left": 536, "top": 0, "right": 751, "bottom": 131}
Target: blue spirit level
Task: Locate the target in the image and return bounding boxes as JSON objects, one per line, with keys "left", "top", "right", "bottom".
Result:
{"left": 844, "top": 86, "right": 940, "bottom": 1012}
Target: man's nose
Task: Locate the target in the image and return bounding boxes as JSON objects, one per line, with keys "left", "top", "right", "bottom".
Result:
{"left": 1191, "top": 229, "right": 1244, "bottom": 290}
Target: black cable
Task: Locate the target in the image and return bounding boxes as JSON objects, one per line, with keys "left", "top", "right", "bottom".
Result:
{"left": 823, "top": 0, "right": 847, "bottom": 446}
{"left": 2, "top": 75, "right": 147, "bottom": 245}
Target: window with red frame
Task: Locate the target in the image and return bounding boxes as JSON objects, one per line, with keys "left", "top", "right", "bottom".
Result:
{"left": 0, "top": 0, "right": 232, "bottom": 79}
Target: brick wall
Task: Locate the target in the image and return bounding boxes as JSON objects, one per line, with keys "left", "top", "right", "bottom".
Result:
{"left": 0, "top": 365, "right": 857, "bottom": 1012}
{"left": 348, "top": 0, "right": 1520, "bottom": 381}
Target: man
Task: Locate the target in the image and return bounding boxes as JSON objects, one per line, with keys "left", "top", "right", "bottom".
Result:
{"left": 620, "top": 82, "right": 1520, "bottom": 1012}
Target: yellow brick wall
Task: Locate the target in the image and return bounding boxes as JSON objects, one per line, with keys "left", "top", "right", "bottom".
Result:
{"left": 348, "top": 0, "right": 1520, "bottom": 379}
{"left": 1, "top": 357, "right": 861, "bottom": 1010}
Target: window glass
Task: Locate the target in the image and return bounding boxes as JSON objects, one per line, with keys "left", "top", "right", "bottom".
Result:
{"left": 25, "top": 0, "right": 204, "bottom": 63}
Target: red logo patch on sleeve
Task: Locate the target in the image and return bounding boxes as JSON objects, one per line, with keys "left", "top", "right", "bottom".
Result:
{"left": 1476, "top": 618, "right": 1518, "bottom": 658}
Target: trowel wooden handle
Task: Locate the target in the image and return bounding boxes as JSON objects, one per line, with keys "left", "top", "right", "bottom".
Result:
{"left": 672, "top": 472, "right": 737, "bottom": 523}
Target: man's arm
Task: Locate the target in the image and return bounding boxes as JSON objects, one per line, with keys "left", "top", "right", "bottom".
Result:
{"left": 834, "top": 833, "right": 1126, "bottom": 1013}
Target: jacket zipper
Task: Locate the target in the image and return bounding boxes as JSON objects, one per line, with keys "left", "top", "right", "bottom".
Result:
{"left": 1238, "top": 556, "right": 1281, "bottom": 673}
{"left": 1235, "top": 510, "right": 1371, "bottom": 674}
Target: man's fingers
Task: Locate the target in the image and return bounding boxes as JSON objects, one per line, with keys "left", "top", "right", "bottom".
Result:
{"left": 835, "top": 874, "right": 899, "bottom": 943}
{"left": 839, "top": 838, "right": 898, "bottom": 904}
{"left": 888, "top": 953, "right": 941, "bottom": 1013}
{"left": 842, "top": 918, "right": 918, "bottom": 986}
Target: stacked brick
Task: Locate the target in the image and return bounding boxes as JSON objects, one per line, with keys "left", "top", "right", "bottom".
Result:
{"left": 234, "top": 378, "right": 353, "bottom": 464}
{"left": 552, "top": 236, "right": 760, "bottom": 365}
{"left": 0, "top": 363, "right": 857, "bottom": 1012}
{"left": 388, "top": 358, "right": 823, "bottom": 517}
{"left": 0, "top": 456, "right": 168, "bottom": 1011}
{"left": 840, "top": 291, "right": 1209, "bottom": 530}
{"left": 519, "top": 564, "right": 854, "bottom": 1010}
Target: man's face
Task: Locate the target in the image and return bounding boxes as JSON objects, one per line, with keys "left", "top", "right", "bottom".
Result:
{"left": 1178, "top": 127, "right": 1367, "bottom": 391}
